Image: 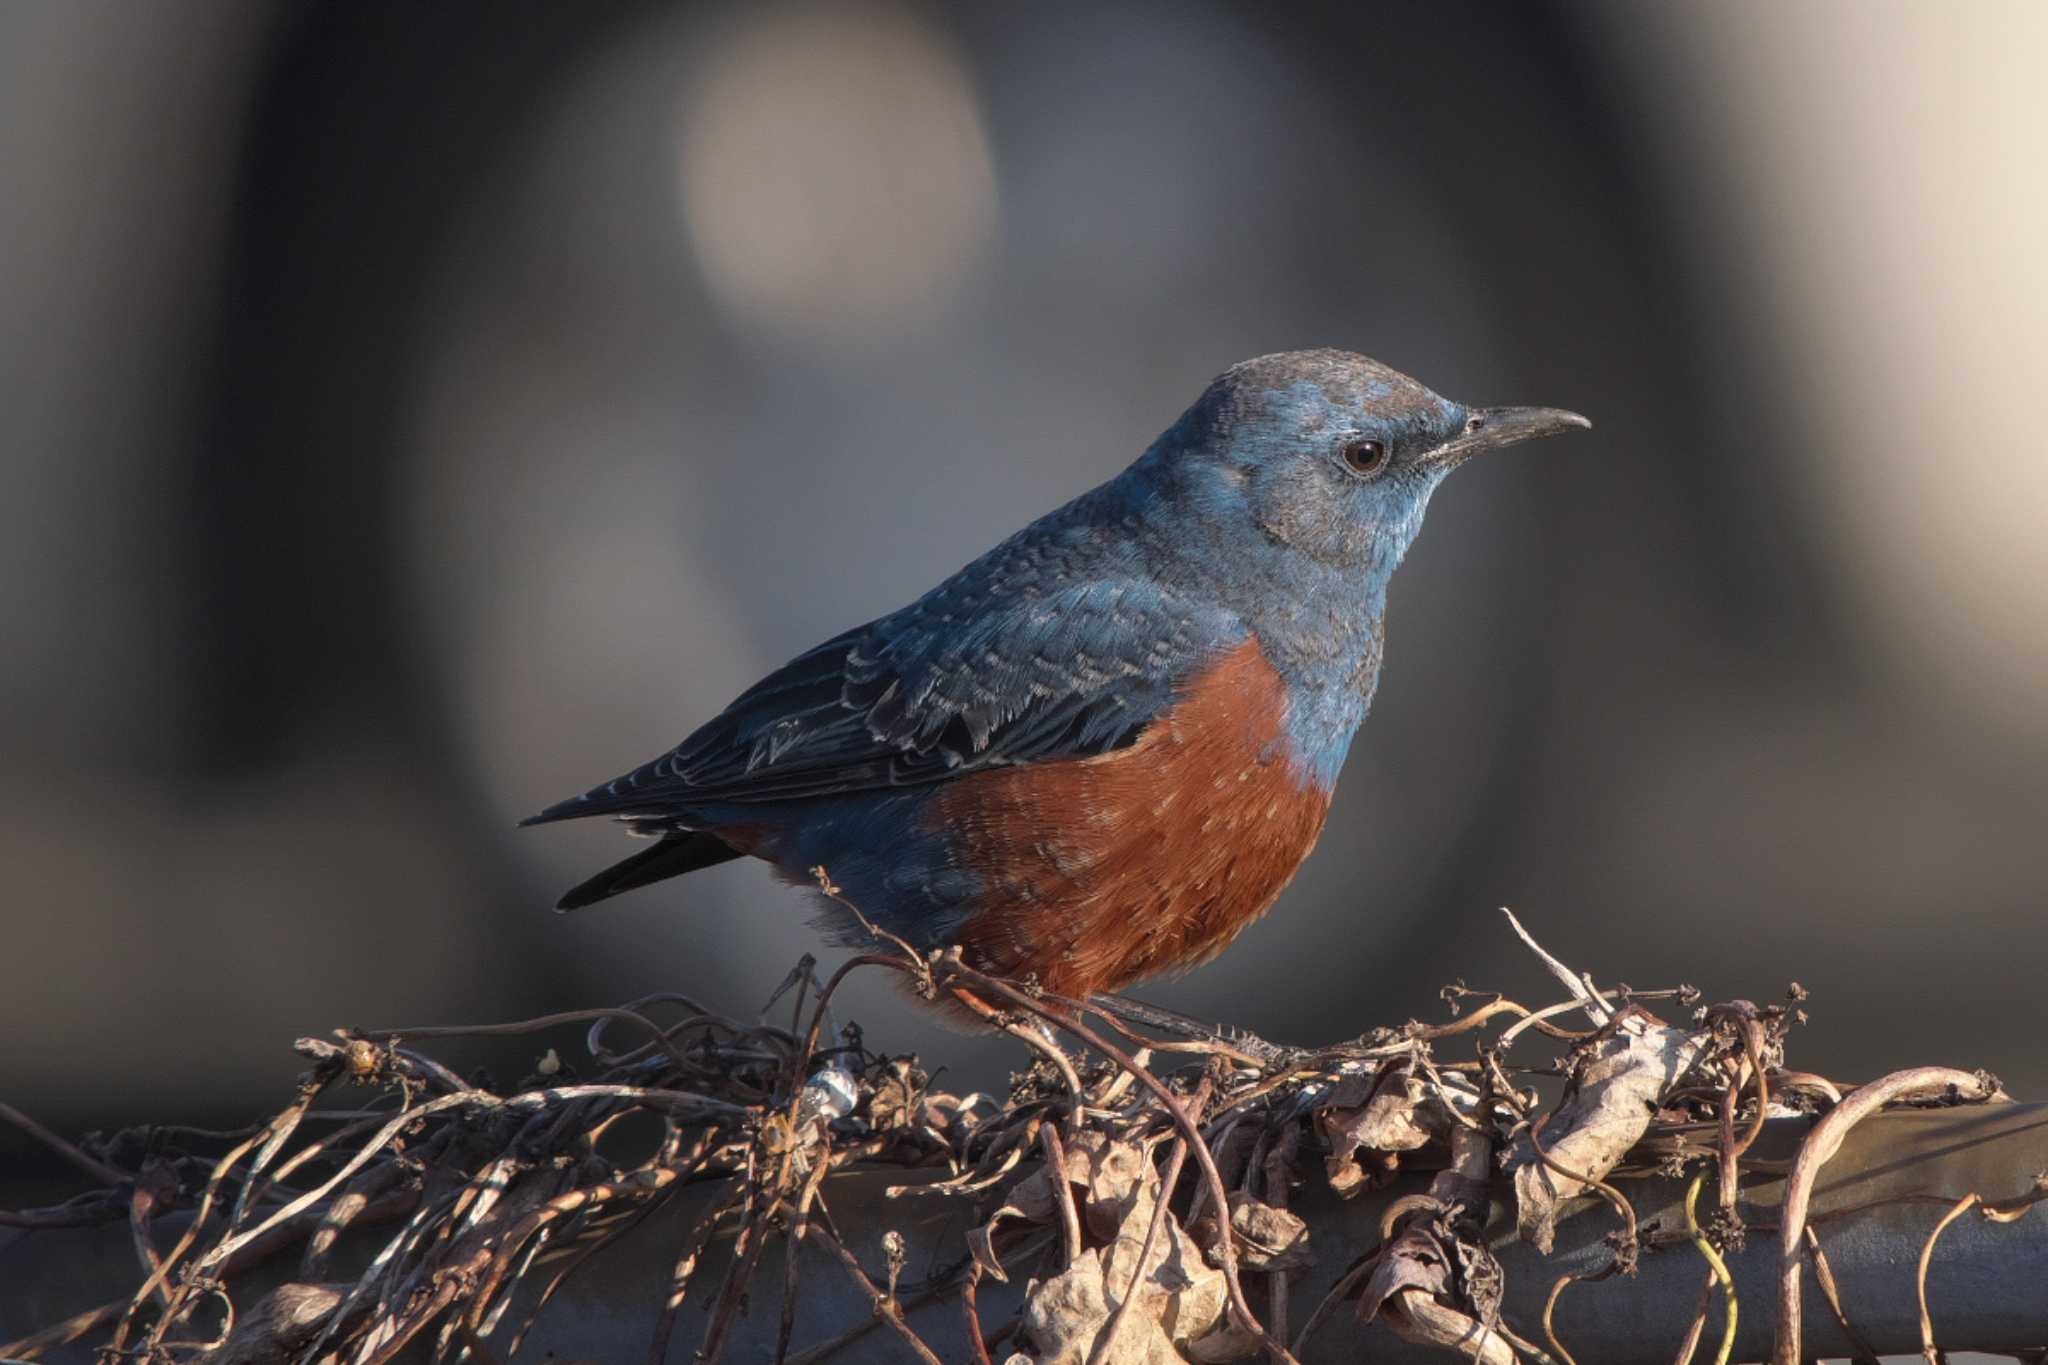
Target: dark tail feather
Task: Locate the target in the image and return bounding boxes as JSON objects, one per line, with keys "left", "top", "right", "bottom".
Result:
{"left": 521, "top": 793, "right": 610, "bottom": 827}
{"left": 555, "top": 832, "right": 743, "bottom": 912}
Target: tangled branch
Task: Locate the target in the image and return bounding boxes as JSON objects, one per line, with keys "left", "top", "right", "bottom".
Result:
{"left": 0, "top": 900, "right": 2030, "bottom": 1364}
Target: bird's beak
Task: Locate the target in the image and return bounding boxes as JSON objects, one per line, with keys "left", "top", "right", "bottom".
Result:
{"left": 1421, "top": 405, "right": 1592, "bottom": 470}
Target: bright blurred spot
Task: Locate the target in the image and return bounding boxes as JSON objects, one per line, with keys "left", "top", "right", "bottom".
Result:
{"left": 676, "top": 0, "right": 996, "bottom": 343}
{"left": 1658, "top": 0, "right": 2048, "bottom": 747}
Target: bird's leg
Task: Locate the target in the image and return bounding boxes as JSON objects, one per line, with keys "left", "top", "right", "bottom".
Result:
{"left": 1086, "top": 992, "right": 1302, "bottom": 1069}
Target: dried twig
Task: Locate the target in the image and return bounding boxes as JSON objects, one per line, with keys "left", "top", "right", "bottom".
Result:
{"left": 804, "top": 1222, "right": 945, "bottom": 1365}
{"left": 1039, "top": 1122, "right": 1084, "bottom": 1265}
{"left": 1500, "top": 909, "right": 1613, "bottom": 1026}
{"left": 1771, "top": 1066, "right": 1999, "bottom": 1365}
{"left": 0, "top": 903, "right": 2021, "bottom": 1365}
{"left": 0, "top": 1101, "right": 131, "bottom": 1187}
{"left": 1802, "top": 1225, "right": 1882, "bottom": 1365}
{"left": 1679, "top": 1170, "right": 1736, "bottom": 1365}
{"left": 1914, "top": 1176, "right": 2048, "bottom": 1363}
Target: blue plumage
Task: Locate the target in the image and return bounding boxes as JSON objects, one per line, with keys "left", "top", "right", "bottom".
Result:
{"left": 528, "top": 350, "right": 1588, "bottom": 990}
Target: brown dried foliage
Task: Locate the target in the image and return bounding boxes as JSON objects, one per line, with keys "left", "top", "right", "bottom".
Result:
{"left": 0, "top": 904, "right": 2020, "bottom": 1364}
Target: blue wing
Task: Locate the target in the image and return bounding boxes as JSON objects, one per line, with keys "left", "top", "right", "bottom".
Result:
{"left": 526, "top": 569, "right": 1245, "bottom": 823}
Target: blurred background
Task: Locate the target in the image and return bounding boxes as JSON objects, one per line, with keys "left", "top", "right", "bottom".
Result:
{"left": 3, "top": 0, "right": 2043, "bottom": 1184}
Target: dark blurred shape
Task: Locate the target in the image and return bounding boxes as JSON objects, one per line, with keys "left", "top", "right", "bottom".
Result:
{"left": 1, "top": 0, "right": 2041, "bottom": 1186}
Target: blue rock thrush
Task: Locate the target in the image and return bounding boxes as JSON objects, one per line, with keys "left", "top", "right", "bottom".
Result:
{"left": 526, "top": 350, "right": 1588, "bottom": 1002}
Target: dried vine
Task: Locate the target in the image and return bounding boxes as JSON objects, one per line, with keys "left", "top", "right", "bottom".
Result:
{"left": 0, "top": 901, "right": 2027, "bottom": 1364}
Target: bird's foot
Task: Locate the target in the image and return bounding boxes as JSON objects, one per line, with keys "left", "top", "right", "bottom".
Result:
{"left": 1086, "top": 992, "right": 1304, "bottom": 1070}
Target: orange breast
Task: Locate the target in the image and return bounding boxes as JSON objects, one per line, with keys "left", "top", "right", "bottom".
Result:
{"left": 926, "top": 638, "right": 1332, "bottom": 998}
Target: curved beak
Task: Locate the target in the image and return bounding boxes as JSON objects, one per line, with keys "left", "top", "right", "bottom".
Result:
{"left": 1422, "top": 405, "right": 1591, "bottom": 470}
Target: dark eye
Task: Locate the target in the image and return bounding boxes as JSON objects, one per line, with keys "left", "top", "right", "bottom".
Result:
{"left": 1341, "top": 438, "right": 1388, "bottom": 475}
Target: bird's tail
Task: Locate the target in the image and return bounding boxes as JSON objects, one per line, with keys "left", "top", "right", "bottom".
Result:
{"left": 554, "top": 831, "right": 742, "bottom": 912}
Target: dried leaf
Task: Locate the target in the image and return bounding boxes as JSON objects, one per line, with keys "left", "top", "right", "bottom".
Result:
{"left": 1025, "top": 1251, "right": 1182, "bottom": 1365}
{"left": 1191, "top": 1193, "right": 1314, "bottom": 1273}
{"left": 1185, "top": 1319, "right": 1263, "bottom": 1362}
{"left": 866, "top": 1057, "right": 932, "bottom": 1133}
{"left": 1319, "top": 1062, "right": 1450, "bottom": 1199}
{"left": 1103, "top": 1218, "right": 1226, "bottom": 1342}
{"left": 967, "top": 1222, "right": 1011, "bottom": 1284}
{"left": 1324, "top": 1152, "right": 1371, "bottom": 1200}
{"left": 1509, "top": 1016, "right": 1706, "bottom": 1251}
{"left": 1001, "top": 1170, "right": 1059, "bottom": 1226}
{"left": 1320, "top": 1068, "right": 1377, "bottom": 1111}
{"left": 1022, "top": 1152, "right": 1229, "bottom": 1365}
{"left": 1358, "top": 1222, "right": 1452, "bottom": 1325}
{"left": 1318, "top": 1064, "right": 1449, "bottom": 1178}
{"left": 1008, "top": 1130, "right": 1151, "bottom": 1240}
{"left": 1347, "top": 1070, "right": 1444, "bottom": 1153}
{"left": 1379, "top": 1291, "right": 1518, "bottom": 1365}
{"left": 1077, "top": 1135, "right": 1154, "bottom": 1239}
{"left": 1359, "top": 1205, "right": 1509, "bottom": 1363}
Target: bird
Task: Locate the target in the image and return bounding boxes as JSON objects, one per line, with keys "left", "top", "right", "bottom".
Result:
{"left": 525, "top": 350, "right": 1588, "bottom": 1005}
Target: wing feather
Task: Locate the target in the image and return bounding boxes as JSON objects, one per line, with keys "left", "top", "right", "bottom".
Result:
{"left": 525, "top": 577, "right": 1242, "bottom": 824}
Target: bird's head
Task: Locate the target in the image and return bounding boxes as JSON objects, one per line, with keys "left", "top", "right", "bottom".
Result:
{"left": 1144, "top": 349, "right": 1589, "bottom": 583}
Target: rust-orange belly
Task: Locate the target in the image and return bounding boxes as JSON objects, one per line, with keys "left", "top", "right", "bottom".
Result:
{"left": 926, "top": 639, "right": 1333, "bottom": 998}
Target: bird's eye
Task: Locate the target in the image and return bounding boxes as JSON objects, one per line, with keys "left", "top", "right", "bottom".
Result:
{"left": 1341, "top": 438, "right": 1389, "bottom": 475}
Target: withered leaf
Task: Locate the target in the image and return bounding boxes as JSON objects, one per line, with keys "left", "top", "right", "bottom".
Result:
{"left": 1022, "top": 1140, "right": 1232, "bottom": 1365}
{"left": 1041, "top": 1130, "right": 1154, "bottom": 1241}
{"left": 1508, "top": 1017, "right": 1705, "bottom": 1252}
{"left": 967, "top": 1221, "right": 1012, "bottom": 1284}
{"left": 1191, "top": 1193, "right": 1314, "bottom": 1274}
{"left": 1358, "top": 1222, "right": 1451, "bottom": 1324}
{"left": 1023, "top": 1217, "right": 1229, "bottom": 1364}
{"left": 1323, "top": 1065, "right": 1449, "bottom": 1154}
